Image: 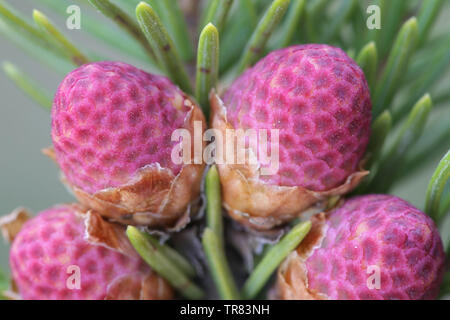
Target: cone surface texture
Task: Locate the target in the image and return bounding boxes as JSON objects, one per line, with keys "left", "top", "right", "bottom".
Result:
{"left": 9, "top": 205, "right": 172, "bottom": 300}
{"left": 277, "top": 195, "right": 446, "bottom": 300}
{"left": 52, "top": 61, "right": 190, "bottom": 194}
{"left": 223, "top": 44, "right": 371, "bottom": 191}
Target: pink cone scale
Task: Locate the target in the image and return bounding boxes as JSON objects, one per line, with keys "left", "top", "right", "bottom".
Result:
{"left": 277, "top": 195, "right": 446, "bottom": 300}
{"left": 223, "top": 44, "right": 371, "bottom": 190}
{"left": 9, "top": 204, "right": 173, "bottom": 300}
{"left": 50, "top": 61, "right": 206, "bottom": 227}
{"left": 52, "top": 61, "right": 189, "bottom": 193}
{"left": 212, "top": 44, "right": 371, "bottom": 230}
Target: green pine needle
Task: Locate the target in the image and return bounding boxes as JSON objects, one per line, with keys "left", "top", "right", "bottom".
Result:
{"left": 205, "top": 165, "right": 224, "bottom": 241}
{"left": 142, "top": 233, "right": 197, "bottom": 278}
{"left": 0, "top": 18, "right": 73, "bottom": 74}
{"left": 202, "top": 228, "right": 240, "bottom": 300}
{"left": 369, "top": 94, "right": 433, "bottom": 193}
{"left": 320, "top": 0, "right": 358, "bottom": 42}
{"left": 377, "top": 0, "right": 408, "bottom": 57}
{"left": 2, "top": 61, "right": 52, "bottom": 110}
{"left": 399, "top": 116, "right": 450, "bottom": 180}
{"left": 201, "top": 0, "right": 234, "bottom": 34}
{"left": 270, "top": 0, "right": 306, "bottom": 50}
{"left": 146, "top": 0, "right": 194, "bottom": 61}
{"left": 367, "top": 110, "right": 392, "bottom": 168}
{"left": 236, "top": 0, "right": 291, "bottom": 74}
{"left": 417, "top": 0, "right": 444, "bottom": 46}
{"left": 202, "top": 166, "right": 240, "bottom": 300}
{"left": 304, "top": 0, "right": 328, "bottom": 42}
{"left": 88, "top": 0, "right": 156, "bottom": 61}
{"left": 0, "top": 1, "right": 72, "bottom": 67}
{"left": 242, "top": 220, "right": 311, "bottom": 299}
{"left": 126, "top": 226, "right": 204, "bottom": 299}
{"left": 356, "top": 41, "right": 378, "bottom": 93}
{"left": 394, "top": 40, "right": 450, "bottom": 123}
{"left": 0, "top": 268, "right": 8, "bottom": 300}
{"left": 373, "top": 17, "right": 419, "bottom": 117}
{"left": 356, "top": 110, "right": 392, "bottom": 194}
{"left": 425, "top": 150, "right": 450, "bottom": 222}
{"left": 219, "top": 0, "right": 257, "bottom": 74}
{"left": 39, "top": 0, "right": 155, "bottom": 66}
{"left": 136, "top": 2, "right": 193, "bottom": 94}
{"left": 32, "top": 10, "right": 89, "bottom": 66}
{"left": 196, "top": 23, "right": 219, "bottom": 120}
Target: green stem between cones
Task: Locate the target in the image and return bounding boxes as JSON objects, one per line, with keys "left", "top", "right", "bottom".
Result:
{"left": 196, "top": 23, "right": 219, "bottom": 121}
{"left": 205, "top": 165, "right": 223, "bottom": 242}
{"left": 202, "top": 165, "right": 240, "bottom": 300}
{"left": 236, "top": 0, "right": 290, "bottom": 74}
{"left": 126, "top": 226, "right": 204, "bottom": 299}
{"left": 2, "top": 62, "right": 52, "bottom": 110}
{"left": 425, "top": 150, "right": 450, "bottom": 222}
{"left": 202, "top": 229, "right": 240, "bottom": 300}
{"left": 242, "top": 220, "right": 311, "bottom": 299}
{"left": 136, "top": 2, "right": 193, "bottom": 94}
{"left": 32, "top": 10, "right": 89, "bottom": 66}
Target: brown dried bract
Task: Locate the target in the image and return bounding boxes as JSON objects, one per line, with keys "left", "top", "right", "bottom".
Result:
{"left": 210, "top": 93, "right": 368, "bottom": 230}
{"left": 105, "top": 272, "right": 173, "bottom": 300}
{"left": 45, "top": 97, "right": 206, "bottom": 229}
{"left": 0, "top": 207, "right": 31, "bottom": 243}
{"left": 276, "top": 213, "right": 328, "bottom": 300}
{"left": 82, "top": 209, "right": 174, "bottom": 300}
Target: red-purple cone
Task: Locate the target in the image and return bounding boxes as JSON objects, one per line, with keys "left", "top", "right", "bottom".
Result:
{"left": 6, "top": 205, "right": 173, "bottom": 300}
{"left": 50, "top": 61, "right": 206, "bottom": 228}
{"left": 212, "top": 44, "right": 371, "bottom": 230}
{"left": 277, "top": 195, "right": 445, "bottom": 300}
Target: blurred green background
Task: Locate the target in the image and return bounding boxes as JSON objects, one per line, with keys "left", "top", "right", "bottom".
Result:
{"left": 0, "top": 0, "right": 449, "bottom": 276}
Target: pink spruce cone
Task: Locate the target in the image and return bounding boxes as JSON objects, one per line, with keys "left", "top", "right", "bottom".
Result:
{"left": 8, "top": 204, "right": 173, "bottom": 300}
{"left": 212, "top": 44, "right": 371, "bottom": 230}
{"left": 50, "top": 61, "right": 205, "bottom": 228}
{"left": 277, "top": 195, "right": 446, "bottom": 300}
